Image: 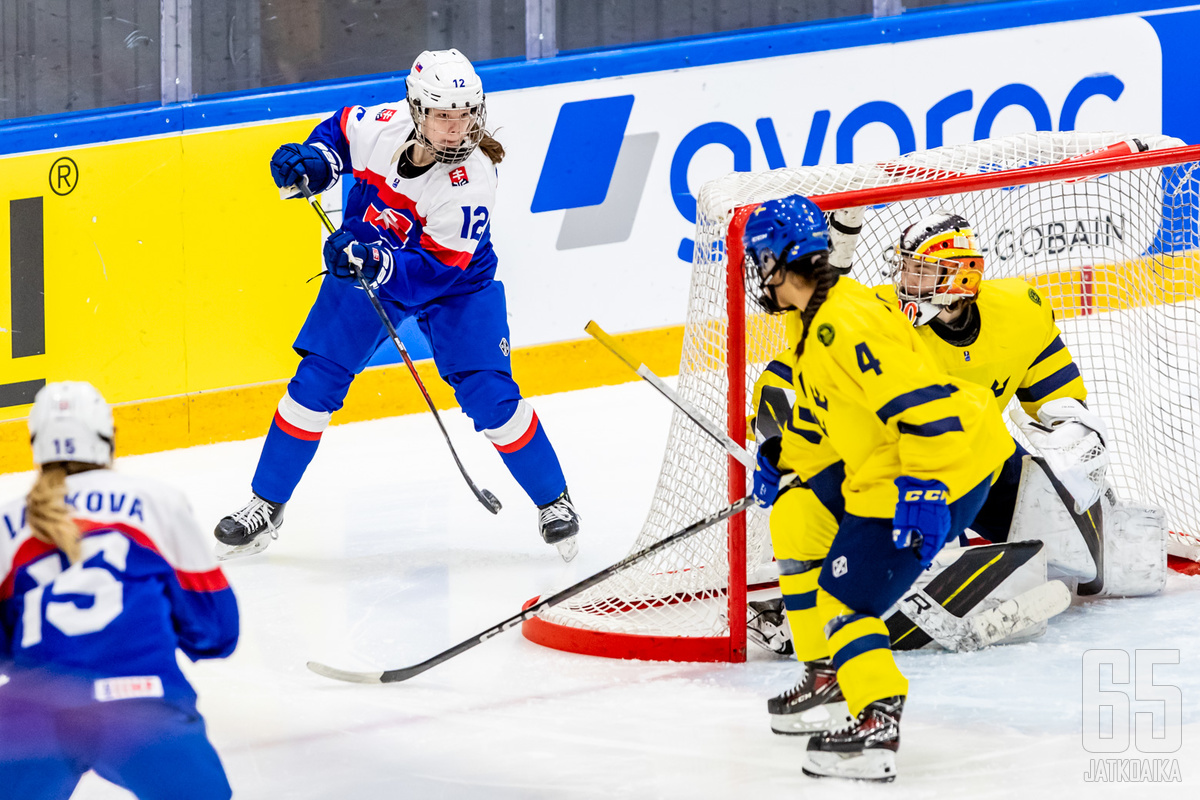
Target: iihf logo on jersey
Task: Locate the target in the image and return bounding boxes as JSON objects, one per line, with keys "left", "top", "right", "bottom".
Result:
{"left": 375, "top": 108, "right": 396, "bottom": 122}
{"left": 449, "top": 167, "right": 469, "bottom": 186}
{"left": 499, "top": 337, "right": 510, "bottom": 357}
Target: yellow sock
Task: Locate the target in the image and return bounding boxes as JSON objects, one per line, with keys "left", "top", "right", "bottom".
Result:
{"left": 818, "top": 590, "right": 908, "bottom": 716}
{"left": 779, "top": 566, "right": 828, "bottom": 662}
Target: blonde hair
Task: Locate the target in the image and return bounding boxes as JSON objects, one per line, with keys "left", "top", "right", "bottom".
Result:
{"left": 26, "top": 464, "right": 83, "bottom": 563}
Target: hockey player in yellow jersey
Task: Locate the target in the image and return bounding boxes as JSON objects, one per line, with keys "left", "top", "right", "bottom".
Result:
{"left": 748, "top": 212, "right": 1088, "bottom": 659}
{"left": 741, "top": 195, "right": 1014, "bottom": 782}
{"left": 747, "top": 209, "right": 1166, "bottom": 773}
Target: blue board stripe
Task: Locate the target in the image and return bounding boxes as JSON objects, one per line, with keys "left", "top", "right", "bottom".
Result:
{"left": 0, "top": 0, "right": 1184, "bottom": 157}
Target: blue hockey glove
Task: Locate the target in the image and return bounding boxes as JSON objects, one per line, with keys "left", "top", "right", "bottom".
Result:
{"left": 270, "top": 142, "right": 332, "bottom": 193}
{"left": 753, "top": 436, "right": 786, "bottom": 507}
{"left": 892, "top": 476, "right": 952, "bottom": 566}
{"left": 322, "top": 229, "right": 394, "bottom": 285}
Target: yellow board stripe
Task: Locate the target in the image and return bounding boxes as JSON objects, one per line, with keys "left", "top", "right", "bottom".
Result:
{"left": 0, "top": 325, "right": 684, "bottom": 474}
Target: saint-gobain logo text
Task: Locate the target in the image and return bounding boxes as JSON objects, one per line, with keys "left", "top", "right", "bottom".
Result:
{"left": 981, "top": 213, "right": 1129, "bottom": 262}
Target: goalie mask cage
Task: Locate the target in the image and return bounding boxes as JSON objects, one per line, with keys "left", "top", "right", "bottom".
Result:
{"left": 523, "top": 131, "right": 1200, "bottom": 663}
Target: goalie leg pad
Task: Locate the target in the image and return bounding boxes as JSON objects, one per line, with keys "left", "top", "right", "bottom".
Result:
{"left": 885, "top": 541, "right": 1050, "bottom": 650}
{"left": 1098, "top": 500, "right": 1167, "bottom": 597}
{"left": 1008, "top": 455, "right": 1097, "bottom": 581}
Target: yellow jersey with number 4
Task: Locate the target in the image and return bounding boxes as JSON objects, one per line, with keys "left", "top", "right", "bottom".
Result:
{"left": 792, "top": 278, "right": 1014, "bottom": 518}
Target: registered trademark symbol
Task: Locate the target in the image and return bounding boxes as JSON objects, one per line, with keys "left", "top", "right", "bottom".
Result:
{"left": 49, "top": 157, "right": 78, "bottom": 196}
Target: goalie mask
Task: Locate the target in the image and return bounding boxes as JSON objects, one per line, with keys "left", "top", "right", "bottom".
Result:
{"left": 890, "top": 211, "right": 984, "bottom": 326}
{"left": 28, "top": 381, "right": 114, "bottom": 467}
{"left": 406, "top": 49, "right": 486, "bottom": 165}
{"left": 741, "top": 195, "right": 830, "bottom": 313}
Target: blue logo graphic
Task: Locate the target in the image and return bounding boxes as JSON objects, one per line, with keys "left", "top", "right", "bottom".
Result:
{"left": 532, "top": 75, "right": 1133, "bottom": 263}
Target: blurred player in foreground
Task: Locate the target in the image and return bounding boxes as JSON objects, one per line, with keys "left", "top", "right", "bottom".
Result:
{"left": 0, "top": 382, "right": 239, "bottom": 800}
{"left": 214, "top": 48, "right": 580, "bottom": 562}
{"left": 741, "top": 196, "right": 1016, "bottom": 782}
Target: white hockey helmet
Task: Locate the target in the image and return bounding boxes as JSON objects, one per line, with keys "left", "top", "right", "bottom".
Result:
{"left": 28, "top": 381, "right": 114, "bottom": 466}
{"left": 406, "top": 48, "right": 486, "bottom": 165}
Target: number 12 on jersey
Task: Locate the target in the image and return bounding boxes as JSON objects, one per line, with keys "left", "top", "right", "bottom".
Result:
{"left": 459, "top": 206, "right": 489, "bottom": 241}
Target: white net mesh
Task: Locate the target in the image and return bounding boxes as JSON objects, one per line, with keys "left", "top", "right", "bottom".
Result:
{"left": 535, "top": 132, "right": 1200, "bottom": 651}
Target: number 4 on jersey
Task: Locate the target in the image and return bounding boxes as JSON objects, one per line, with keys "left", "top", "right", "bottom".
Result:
{"left": 856, "top": 342, "right": 882, "bottom": 375}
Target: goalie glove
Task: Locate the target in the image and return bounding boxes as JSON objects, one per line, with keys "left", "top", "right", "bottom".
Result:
{"left": 1011, "top": 397, "right": 1109, "bottom": 514}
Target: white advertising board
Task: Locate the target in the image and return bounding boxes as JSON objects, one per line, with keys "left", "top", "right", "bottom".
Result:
{"left": 483, "top": 15, "right": 1162, "bottom": 346}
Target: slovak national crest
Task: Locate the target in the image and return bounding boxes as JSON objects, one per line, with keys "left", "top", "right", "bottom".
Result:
{"left": 449, "top": 167, "right": 469, "bottom": 186}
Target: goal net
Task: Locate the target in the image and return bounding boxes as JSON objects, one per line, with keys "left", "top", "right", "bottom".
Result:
{"left": 523, "top": 131, "right": 1200, "bottom": 662}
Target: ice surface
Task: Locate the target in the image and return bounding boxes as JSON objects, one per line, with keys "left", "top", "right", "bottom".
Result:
{"left": 1, "top": 381, "right": 1198, "bottom": 799}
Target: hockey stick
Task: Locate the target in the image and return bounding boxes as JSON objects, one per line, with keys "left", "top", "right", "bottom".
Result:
{"left": 295, "top": 178, "right": 501, "bottom": 515}
{"left": 585, "top": 321, "right": 754, "bottom": 469}
{"left": 579, "top": 342, "right": 1068, "bottom": 651}
{"left": 899, "top": 580, "right": 1071, "bottom": 653}
{"left": 307, "top": 495, "right": 758, "bottom": 683}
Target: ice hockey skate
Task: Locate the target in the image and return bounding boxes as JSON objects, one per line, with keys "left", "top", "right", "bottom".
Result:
{"left": 747, "top": 597, "right": 794, "bottom": 656}
{"left": 214, "top": 494, "right": 286, "bottom": 560}
{"left": 803, "top": 695, "right": 904, "bottom": 782}
{"left": 538, "top": 489, "right": 580, "bottom": 562}
{"left": 768, "top": 659, "right": 853, "bottom": 736}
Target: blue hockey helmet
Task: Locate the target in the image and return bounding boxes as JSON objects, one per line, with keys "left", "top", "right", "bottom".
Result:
{"left": 741, "top": 195, "right": 830, "bottom": 312}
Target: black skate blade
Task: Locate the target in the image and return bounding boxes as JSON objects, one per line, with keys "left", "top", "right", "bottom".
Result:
{"left": 801, "top": 768, "right": 896, "bottom": 784}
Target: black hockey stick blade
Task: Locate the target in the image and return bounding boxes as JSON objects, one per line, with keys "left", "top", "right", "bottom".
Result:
{"left": 307, "top": 495, "right": 758, "bottom": 684}
{"left": 295, "top": 179, "right": 502, "bottom": 516}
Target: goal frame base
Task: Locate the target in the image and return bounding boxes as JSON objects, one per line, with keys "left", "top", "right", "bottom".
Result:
{"left": 519, "top": 596, "right": 738, "bottom": 662}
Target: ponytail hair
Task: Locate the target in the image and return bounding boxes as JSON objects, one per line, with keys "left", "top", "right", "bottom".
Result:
{"left": 26, "top": 464, "right": 82, "bottom": 564}
{"left": 479, "top": 133, "right": 505, "bottom": 164}
{"left": 794, "top": 254, "right": 841, "bottom": 357}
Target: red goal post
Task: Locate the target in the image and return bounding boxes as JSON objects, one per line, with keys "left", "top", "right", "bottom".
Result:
{"left": 524, "top": 132, "right": 1200, "bottom": 664}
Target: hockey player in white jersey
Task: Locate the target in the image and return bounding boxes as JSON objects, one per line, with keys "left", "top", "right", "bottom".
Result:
{"left": 0, "top": 382, "right": 239, "bottom": 799}
{"left": 214, "top": 49, "right": 580, "bottom": 561}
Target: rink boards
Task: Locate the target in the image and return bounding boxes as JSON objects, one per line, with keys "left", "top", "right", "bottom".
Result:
{"left": 2, "top": 0, "right": 1199, "bottom": 471}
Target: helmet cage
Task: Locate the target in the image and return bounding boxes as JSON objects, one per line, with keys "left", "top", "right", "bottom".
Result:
{"left": 889, "top": 222, "right": 984, "bottom": 326}
{"left": 408, "top": 101, "right": 487, "bottom": 165}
